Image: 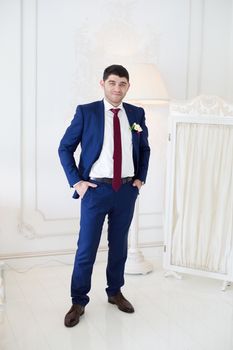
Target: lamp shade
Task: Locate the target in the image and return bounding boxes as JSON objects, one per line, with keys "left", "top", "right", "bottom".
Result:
{"left": 126, "top": 63, "right": 168, "bottom": 104}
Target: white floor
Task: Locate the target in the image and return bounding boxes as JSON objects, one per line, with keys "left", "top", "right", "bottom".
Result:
{"left": 0, "top": 257, "right": 233, "bottom": 350}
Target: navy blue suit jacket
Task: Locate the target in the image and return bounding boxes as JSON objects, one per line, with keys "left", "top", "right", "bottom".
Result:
{"left": 58, "top": 100, "right": 150, "bottom": 199}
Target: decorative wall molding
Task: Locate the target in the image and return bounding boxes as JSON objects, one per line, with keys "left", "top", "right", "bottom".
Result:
{"left": 0, "top": 241, "right": 163, "bottom": 261}
{"left": 19, "top": 0, "right": 79, "bottom": 238}
{"left": 170, "top": 95, "right": 233, "bottom": 116}
{"left": 197, "top": 0, "right": 205, "bottom": 96}
{"left": 227, "top": 2, "right": 233, "bottom": 101}
{"left": 18, "top": 221, "right": 37, "bottom": 239}
{"left": 186, "top": 0, "right": 205, "bottom": 99}
{"left": 19, "top": 0, "right": 164, "bottom": 241}
{"left": 185, "top": 0, "right": 191, "bottom": 99}
{"left": 3, "top": 0, "right": 233, "bottom": 263}
{"left": 17, "top": 220, "right": 76, "bottom": 239}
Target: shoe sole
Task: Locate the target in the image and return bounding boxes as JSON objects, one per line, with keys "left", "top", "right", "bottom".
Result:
{"left": 108, "top": 300, "right": 135, "bottom": 313}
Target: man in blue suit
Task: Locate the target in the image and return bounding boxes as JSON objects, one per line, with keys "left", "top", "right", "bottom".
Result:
{"left": 59, "top": 64, "right": 150, "bottom": 327}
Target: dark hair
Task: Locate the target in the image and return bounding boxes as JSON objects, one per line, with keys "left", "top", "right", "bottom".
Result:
{"left": 103, "top": 64, "right": 129, "bottom": 81}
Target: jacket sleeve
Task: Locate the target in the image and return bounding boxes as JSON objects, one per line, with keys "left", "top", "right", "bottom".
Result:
{"left": 136, "top": 108, "right": 150, "bottom": 183}
{"left": 58, "top": 105, "right": 84, "bottom": 187}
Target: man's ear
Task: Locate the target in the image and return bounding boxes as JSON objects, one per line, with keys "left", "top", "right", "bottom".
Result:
{"left": 100, "top": 80, "right": 104, "bottom": 87}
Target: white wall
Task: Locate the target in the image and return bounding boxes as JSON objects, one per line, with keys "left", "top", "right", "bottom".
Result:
{"left": 1, "top": 0, "right": 233, "bottom": 263}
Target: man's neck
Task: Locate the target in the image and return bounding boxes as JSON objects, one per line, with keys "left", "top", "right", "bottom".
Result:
{"left": 104, "top": 98, "right": 123, "bottom": 108}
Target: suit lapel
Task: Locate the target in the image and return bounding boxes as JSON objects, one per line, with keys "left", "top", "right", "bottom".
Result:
{"left": 94, "top": 100, "right": 105, "bottom": 157}
{"left": 123, "top": 103, "right": 135, "bottom": 127}
{"left": 123, "top": 103, "right": 138, "bottom": 149}
{"left": 98, "top": 99, "right": 105, "bottom": 138}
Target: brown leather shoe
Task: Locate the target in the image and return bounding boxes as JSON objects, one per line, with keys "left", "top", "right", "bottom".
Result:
{"left": 64, "top": 304, "right": 85, "bottom": 327}
{"left": 108, "top": 292, "right": 135, "bottom": 313}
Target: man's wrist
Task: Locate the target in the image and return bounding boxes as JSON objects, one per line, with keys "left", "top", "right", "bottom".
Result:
{"left": 136, "top": 179, "right": 144, "bottom": 185}
{"left": 73, "top": 180, "right": 83, "bottom": 188}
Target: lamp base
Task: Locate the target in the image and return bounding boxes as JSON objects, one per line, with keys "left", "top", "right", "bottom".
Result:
{"left": 125, "top": 249, "right": 153, "bottom": 275}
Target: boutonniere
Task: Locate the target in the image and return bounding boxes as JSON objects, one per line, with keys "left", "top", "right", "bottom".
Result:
{"left": 130, "top": 123, "right": 143, "bottom": 133}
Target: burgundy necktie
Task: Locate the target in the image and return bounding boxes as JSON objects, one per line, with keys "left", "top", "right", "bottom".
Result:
{"left": 111, "top": 108, "right": 122, "bottom": 191}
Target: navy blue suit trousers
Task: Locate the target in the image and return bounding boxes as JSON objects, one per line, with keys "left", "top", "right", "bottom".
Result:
{"left": 71, "top": 179, "right": 139, "bottom": 306}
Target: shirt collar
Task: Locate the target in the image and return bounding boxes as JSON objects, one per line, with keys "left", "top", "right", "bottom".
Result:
{"left": 103, "top": 98, "right": 123, "bottom": 112}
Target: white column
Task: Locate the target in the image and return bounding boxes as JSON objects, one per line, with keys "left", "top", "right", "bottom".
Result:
{"left": 0, "top": 261, "right": 5, "bottom": 305}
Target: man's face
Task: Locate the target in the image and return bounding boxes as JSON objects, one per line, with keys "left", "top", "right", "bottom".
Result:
{"left": 100, "top": 74, "right": 130, "bottom": 106}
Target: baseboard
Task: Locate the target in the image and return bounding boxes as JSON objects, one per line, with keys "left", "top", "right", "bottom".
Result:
{"left": 1, "top": 242, "right": 163, "bottom": 271}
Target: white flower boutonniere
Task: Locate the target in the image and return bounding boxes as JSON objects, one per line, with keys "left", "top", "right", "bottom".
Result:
{"left": 130, "top": 123, "right": 143, "bottom": 133}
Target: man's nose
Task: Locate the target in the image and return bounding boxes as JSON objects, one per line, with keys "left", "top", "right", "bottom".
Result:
{"left": 114, "top": 85, "right": 121, "bottom": 92}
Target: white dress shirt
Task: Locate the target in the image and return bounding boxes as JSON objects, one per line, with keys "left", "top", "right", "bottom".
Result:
{"left": 89, "top": 99, "right": 134, "bottom": 178}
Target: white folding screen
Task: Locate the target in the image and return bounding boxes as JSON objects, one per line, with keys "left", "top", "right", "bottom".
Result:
{"left": 164, "top": 96, "right": 233, "bottom": 287}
